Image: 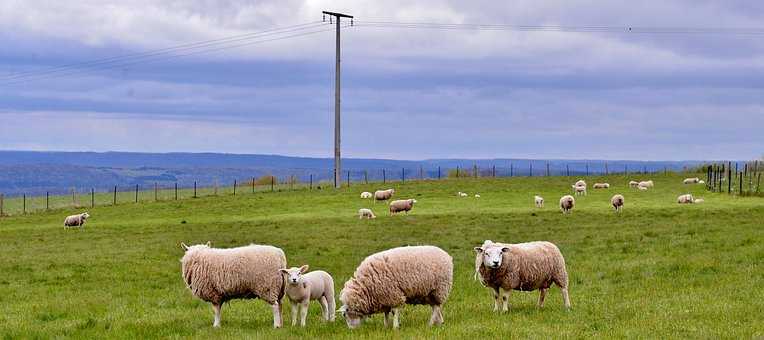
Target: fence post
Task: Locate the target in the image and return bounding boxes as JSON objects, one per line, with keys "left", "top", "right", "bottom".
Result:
{"left": 233, "top": 180, "right": 237, "bottom": 196}
{"left": 72, "top": 187, "right": 76, "bottom": 207}
{"left": 135, "top": 184, "right": 139, "bottom": 203}
{"left": 474, "top": 164, "right": 478, "bottom": 178}
{"left": 493, "top": 165, "right": 496, "bottom": 178}
{"left": 383, "top": 169, "right": 386, "bottom": 183}
{"left": 510, "top": 163, "right": 513, "bottom": 177}
{"left": 586, "top": 163, "right": 589, "bottom": 176}
{"left": 420, "top": 166, "right": 423, "bottom": 180}
{"left": 194, "top": 181, "right": 198, "bottom": 198}
{"left": 310, "top": 174, "right": 313, "bottom": 190}
{"left": 271, "top": 176, "right": 275, "bottom": 192}
{"left": 739, "top": 171, "right": 743, "bottom": 194}
{"left": 155, "top": 182, "right": 158, "bottom": 201}
{"left": 113, "top": 186, "right": 117, "bottom": 205}
{"left": 546, "top": 162, "right": 550, "bottom": 177}
{"left": 728, "top": 162, "right": 732, "bottom": 194}
{"left": 252, "top": 177, "right": 255, "bottom": 194}
{"left": 347, "top": 171, "right": 351, "bottom": 187}
{"left": 175, "top": 182, "right": 178, "bottom": 200}
{"left": 214, "top": 180, "right": 218, "bottom": 196}
{"left": 23, "top": 194, "right": 26, "bottom": 214}
{"left": 529, "top": 163, "right": 532, "bottom": 177}
{"left": 402, "top": 168, "right": 405, "bottom": 183}
{"left": 91, "top": 188, "right": 95, "bottom": 208}
{"left": 566, "top": 164, "right": 570, "bottom": 177}
{"left": 438, "top": 166, "right": 441, "bottom": 180}
{"left": 625, "top": 165, "right": 628, "bottom": 175}
{"left": 365, "top": 170, "right": 368, "bottom": 184}
{"left": 757, "top": 173, "right": 761, "bottom": 193}
{"left": 46, "top": 191, "right": 49, "bottom": 210}
{"left": 456, "top": 166, "right": 460, "bottom": 178}
{"left": 0, "top": 193, "right": 3, "bottom": 216}
{"left": 605, "top": 162, "right": 608, "bottom": 175}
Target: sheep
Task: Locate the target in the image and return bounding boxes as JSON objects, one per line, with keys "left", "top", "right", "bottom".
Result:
{"left": 474, "top": 240, "right": 570, "bottom": 312}
{"left": 629, "top": 180, "right": 639, "bottom": 188}
{"left": 474, "top": 194, "right": 481, "bottom": 198}
{"left": 180, "top": 242, "right": 286, "bottom": 328}
{"left": 574, "top": 180, "right": 586, "bottom": 187}
{"left": 63, "top": 212, "right": 90, "bottom": 229}
{"left": 611, "top": 194, "right": 624, "bottom": 212}
{"left": 280, "top": 265, "right": 336, "bottom": 326}
{"left": 338, "top": 245, "right": 453, "bottom": 329}
{"left": 374, "top": 189, "right": 395, "bottom": 202}
{"left": 534, "top": 195, "right": 544, "bottom": 208}
{"left": 572, "top": 185, "right": 587, "bottom": 196}
{"left": 638, "top": 186, "right": 648, "bottom": 191}
{"left": 683, "top": 177, "right": 700, "bottom": 184}
{"left": 389, "top": 199, "right": 416, "bottom": 215}
{"left": 358, "top": 208, "right": 376, "bottom": 219}
{"left": 694, "top": 198, "right": 705, "bottom": 203}
{"left": 698, "top": 180, "right": 705, "bottom": 184}
{"left": 638, "top": 180, "right": 654, "bottom": 189}
{"left": 360, "top": 192, "right": 372, "bottom": 199}
{"left": 677, "top": 194, "right": 695, "bottom": 204}
{"left": 559, "top": 195, "right": 575, "bottom": 214}
{"left": 593, "top": 183, "right": 610, "bottom": 189}
{"left": 457, "top": 192, "right": 468, "bottom": 197}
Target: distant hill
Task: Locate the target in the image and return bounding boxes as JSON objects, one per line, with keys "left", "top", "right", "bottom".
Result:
{"left": 0, "top": 150, "right": 711, "bottom": 196}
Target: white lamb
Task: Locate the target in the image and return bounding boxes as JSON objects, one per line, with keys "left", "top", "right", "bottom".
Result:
{"left": 280, "top": 265, "right": 336, "bottom": 326}
{"left": 559, "top": 195, "right": 575, "bottom": 214}
{"left": 458, "top": 192, "right": 468, "bottom": 197}
{"left": 683, "top": 177, "right": 700, "bottom": 184}
{"left": 474, "top": 194, "right": 481, "bottom": 198}
{"left": 574, "top": 180, "right": 586, "bottom": 187}
{"left": 677, "top": 194, "right": 695, "bottom": 204}
{"left": 534, "top": 195, "right": 544, "bottom": 208}
{"left": 572, "top": 185, "right": 587, "bottom": 196}
{"left": 358, "top": 208, "right": 376, "bottom": 219}
{"left": 63, "top": 212, "right": 90, "bottom": 229}
{"left": 694, "top": 198, "right": 705, "bottom": 203}
{"left": 360, "top": 192, "right": 372, "bottom": 199}
{"left": 698, "top": 180, "right": 705, "bottom": 184}
{"left": 638, "top": 180, "right": 654, "bottom": 189}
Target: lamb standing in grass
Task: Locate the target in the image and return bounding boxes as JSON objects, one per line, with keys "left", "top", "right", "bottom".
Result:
{"left": 677, "top": 194, "right": 695, "bottom": 204}
{"left": 63, "top": 212, "right": 90, "bottom": 229}
{"left": 593, "top": 183, "right": 610, "bottom": 189}
{"left": 560, "top": 195, "right": 575, "bottom": 214}
{"left": 180, "top": 242, "right": 286, "bottom": 328}
{"left": 534, "top": 195, "right": 544, "bottom": 208}
{"left": 611, "top": 194, "right": 625, "bottom": 212}
{"left": 374, "top": 189, "right": 395, "bottom": 202}
{"left": 638, "top": 180, "right": 654, "bottom": 188}
{"left": 280, "top": 265, "right": 335, "bottom": 326}
{"left": 339, "top": 245, "right": 453, "bottom": 329}
{"left": 572, "top": 185, "right": 587, "bottom": 196}
{"left": 575, "top": 180, "right": 586, "bottom": 187}
{"left": 360, "top": 192, "right": 372, "bottom": 199}
{"left": 389, "top": 199, "right": 416, "bottom": 215}
{"left": 474, "top": 240, "right": 570, "bottom": 312}
{"left": 358, "top": 208, "right": 376, "bottom": 219}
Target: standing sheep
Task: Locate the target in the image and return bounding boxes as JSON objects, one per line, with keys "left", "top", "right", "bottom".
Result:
{"left": 63, "top": 212, "right": 90, "bottom": 229}
{"left": 574, "top": 180, "right": 586, "bottom": 187}
{"left": 358, "top": 208, "right": 376, "bottom": 219}
{"left": 474, "top": 240, "right": 570, "bottom": 312}
{"left": 611, "top": 194, "right": 625, "bottom": 212}
{"left": 638, "top": 180, "right": 654, "bottom": 188}
{"left": 593, "top": 183, "right": 610, "bottom": 189}
{"left": 389, "top": 199, "right": 416, "bottom": 215}
{"left": 677, "top": 194, "right": 695, "bottom": 204}
{"left": 458, "top": 192, "right": 468, "bottom": 197}
{"left": 280, "top": 265, "right": 336, "bottom": 326}
{"left": 180, "top": 243, "right": 286, "bottom": 328}
{"left": 374, "top": 189, "right": 395, "bottom": 202}
{"left": 683, "top": 177, "right": 700, "bottom": 184}
{"left": 572, "top": 185, "right": 587, "bottom": 196}
{"left": 560, "top": 195, "right": 575, "bottom": 214}
{"left": 534, "top": 195, "right": 544, "bottom": 208}
{"left": 338, "top": 245, "right": 453, "bottom": 329}
{"left": 629, "top": 180, "right": 639, "bottom": 188}
{"left": 360, "top": 192, "right": 373, "bottom": 199}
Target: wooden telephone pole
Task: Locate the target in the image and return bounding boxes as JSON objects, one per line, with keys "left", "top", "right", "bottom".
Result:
{"left": 323, "top": 10, "right": 353, "bottom": 189}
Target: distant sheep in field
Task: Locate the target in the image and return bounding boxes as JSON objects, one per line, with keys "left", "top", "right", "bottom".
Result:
{"left": 638, "top": 186, "right": 648, "bottom": 191}
{"left": 694, "top": 198, "right": 705, "bottom": 203}
{"left": 572, "top": 185, "right": 587, "bottom": 196}
{"left": 64, "top": 212, "right": 90, "bottom": 229}
{"left": 638, "top": 180, "right": 654, "bottom": 189}
{"left": 629, "top": 180, "right": 639, "bottom": 188}
{"left": 575, "top": 180, "right": 586, "bottom": 187}
{"left": 180, "top": 243, "right": 286, "bottom": 328}
{"left": 458, "top": 192, "right": 468, "bottom": 197}
{"left": 474, "top": 194, "right": 481, "bottom": 198}
{"left": 280, "top": 265, "right": 336, "bottom": 326}
{"left": 389, "top": 199, "right": 416, "bottom": 215}
{"left": 358, "top": 208, "right": 376, "bottom": 219}
{"left": 698, "top": 180, "right": 705, "bottom": 184}
{"left": 374, "top": 189, "right": 395, "bottom": 202}
{"left": 611, "top": 194, "right": 624, "bottom": 212}
{"left": 677, "top": 194, "right": 695, "bottom": 204}
{"left": 534, "top": 195, "right": 544, "bottom": 208}
{"left": 593, "top": 183, "right": 610, "bottom": 189}
{"left": 360, "top": 192, "right": 372, "bottom": 199}
{"left": 559, "top": 195, "right": 575, "bottom": 214}
{"left": 683, "top": 177, "right": 700, "bottom": 184}
{"left": 474, "top": 240, "right": 570, "bottom": 312}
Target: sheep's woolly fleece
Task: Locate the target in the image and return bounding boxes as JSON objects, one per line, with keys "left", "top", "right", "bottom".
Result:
{"left": 474, "top": 240, "right": 568, "bottom": 292}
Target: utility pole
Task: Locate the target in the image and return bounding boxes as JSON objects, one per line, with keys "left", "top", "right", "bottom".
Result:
{"left": 323, "top": 10, "right": 353, "bottom": 189}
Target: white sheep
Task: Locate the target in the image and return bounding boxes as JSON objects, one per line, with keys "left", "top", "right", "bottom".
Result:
{"left": 572, "top": 185, "right": 587, "bottom": 196}
{"left": 683, "top": 177, "right": 700, "bottom": 184}
{"left": 629, "top": 180, "right": 639, "bottom": 188}
{"left": 694, "top": 198, "right": 705, "bottom": 203}
{"left": 575, "top": 180, "right": 586, "bottom": 187}
{"left": 180, "top": 243, "right": 286, "bottom": 328}
{"left": 389, "top": 199, "right": 416, "bottom": 215}
{"left": 559, "top": 195, "right": 575, "bottom": 214}
{"left": 63, "top": 212, "right": 90, "bottom": 229}
{"left": 339, "top": 245, "right": 453, "bottom": 329}
{"left": 611, "top": 194, "right": 624, "bottom": 212}
{"left": 474, "top": 240, "right": 570, "bottom": 312}
{"left": 593, "top": 183, "right": 610, "bottom": 189}
{"left": 638, "top": 180, "right": 654, "bottom": 189}
{"left": 534, "top": 195, "right": 544, "bottom": 208}
{"left": 458, "top": 192, "right": 468, "bottom": 197}
{"left": 638, "top": 186, "right": 648, "bottom": 191}
{"left": 474, "top": 194, "right": 481, "bottom": 198}
{"left": 360, "top": 192, "right": 372, "bottom": 199}
{"left": 698, "top": 180, "right": 705, "bottom": 184}
{"left": 374, "top": 189, "right": 395, "bottom": 202}
{"left": 358, "top": 208, "right": 376, "bottom": 219}
{"left": 280, "top": 265, "right": 336, "bottom": 326}
{"left": 677, "top": 194, "right": 695, "bottom": 204}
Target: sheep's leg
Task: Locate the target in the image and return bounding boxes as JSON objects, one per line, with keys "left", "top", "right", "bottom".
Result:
{"left": 501, "top": 289, "right": 511, "bottom": 312}
{"left": 429, "top": 305, "right": 443, "bottom": 326}
{"left": 538, "top": 288, "right": 548, "bottom": 308}
{"left": 319, "top": 296, "right": 329, "bottom": 320}
{"left": 271, "top": 302, "right": 283, "bottom": 328}
{"left": 212, "top": 303, "right": 222, "bottom": 328}
{"left": 290, "top": 301, "right": 298, "bottom": 326}
{"left": 299, "top": 301, "right": 309, "bottom": 326}
{"left": 561, "top": 287, "right": 571, "bottom": 309}
{"left": 391, "top": 307, "right": 401, "bottom": 329}
{"left": 326, "top": 295, "right": 336, "bottom": 322}
{"left": 492, "top": 287, "right": 501, "bottom": 312}
{"left": 383, "top": 310, "right": 391, "bottom": 327}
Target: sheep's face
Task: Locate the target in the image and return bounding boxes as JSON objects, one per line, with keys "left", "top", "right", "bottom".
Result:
{"left": 180, "top": 241, "right": 211, "bottom": 252}
{"left": 281, "top": 265, "right": 309, "bottom": 285}
{"left": 82, "top": 212, "right": 90, "bottom": 219}
{"left": 410, "top": 199, "right": 417, "bottom": 204}
{"left": 475, "top": 245, "right": 508, "bottom": 269}
{"left": 338, "top": 305, "right": 362, "bottom": 329}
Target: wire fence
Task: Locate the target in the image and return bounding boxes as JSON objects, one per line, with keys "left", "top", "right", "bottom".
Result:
{"left": 705, "top": 161, "right": 762, "bottom": 197}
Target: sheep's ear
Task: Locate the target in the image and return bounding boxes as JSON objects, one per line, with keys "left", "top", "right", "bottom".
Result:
{"left": 501, "top": 247, "right": 510, "bottom": 253}
{"left": 279, "top": 268, "right": 289, "bottom": 275}
{"left": 474, "top": 247, "right": 484, "bottom": 253}
{"left": 206, "top": 241, "right": 211, "bottom": 247}
{"left": 181, "top": 243, "right": 189, "bottom": 251}
{"left": 299, "top": 265, "right": 309, "bottom": 273}
{"left": 337, "top": 305, "right": 347, "bottom": 313}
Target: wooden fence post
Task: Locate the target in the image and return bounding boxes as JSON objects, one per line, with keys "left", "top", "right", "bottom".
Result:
{"left": 347, "top": 171, "right": 351, "bottom": 187}
{"left": 135, "top": 184, "right": 139, "bottom": 203}
{"left": 438, "top": 166, "right": 441, "bottom": 179}
{"left": 233, "top": 180, "right": 237, "bottom": 196}
{"left": 757, "top": 173, "right": 761, "bottom": 193}
{"left": 310, "top": 174, "right": 313, "bottom": 190}
{"left": 383, "top": 169, "right": 386, "bottom": 183}
{"left": 728, "top": 162, "right": 732, "bottom": 194}
{"left": 402, "top": 168, "right": 405, "bottom": 183}
{"left": 420, "top": 166, "right": 424, "bottom": 180}
{"left": 194, "top": 181, "right": 198, "bottom": 198}
{"left": 113, "top": 186, "right": 117, "bottom": 205}
{"left": 546, "top": 162, "right": 550, "bottom": 177}
{"left": 91, "top": 188, "right": 95, "bottom": 208}
{"left": 0, "top": 193, "right": 3, "bottom": 216}
{"left": 586, "top": 163, "right": 589, "bottom": 176}
{"left": 529, "top": 163, "right": 533, "bottom": 177}
{"left": 605, "top": 162, "right": 608, "bottom": 175}
{"left": 510, "top": 163, "right": 513, "bottom": 177}
{"left": 739, "top": 172, "right": 743, "bottom": 195}
{"left": 365, "top": 170, "right": 368, "bottom": 184}
{"left": 493, "top": 165, "right": 496, "bottom": 178}
{"left": 46, "top": 192, "right": 49, "bottom": 210}
{"left": 252, "top": 177, "right": 255, "bottom": 194}
{"left": 271, "top": 176, "right": 274, "bottom": 192}
{"left": 155, "top": 182, "right": 158, "bottom": 201}
{"left": 23, "top": 194, "right": 26, "bottom": 214}
{"left": 474, "top": 164, "right": 478, "bottom": 178}
{"left": 566, "top": 164, "right": 570, "bottom": 177}
{"left": 175, "top": 182, "right": 178, "bottom": 200}
{"left": 456, "top": 166, "right": 460, "bottom": 178}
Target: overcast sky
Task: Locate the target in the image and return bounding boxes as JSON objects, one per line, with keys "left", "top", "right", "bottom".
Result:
{"left": 0, "top": 0, "right": 762, "bottom": 160}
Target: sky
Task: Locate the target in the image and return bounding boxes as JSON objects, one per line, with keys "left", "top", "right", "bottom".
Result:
{"left": 0, "top": 0, "right": 762, "bottom": 161}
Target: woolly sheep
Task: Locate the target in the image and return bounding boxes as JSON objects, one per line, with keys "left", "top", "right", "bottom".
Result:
{"left": 593, "top": 183, "right": 610, "bottom": 189}
{"left": 374, "top": 189, "right": 395, "bottom": 202}
{"left": 389, "top": 199, "right": 416, "bottom": 215}
{"left": 280, "top": 265, "right": 336, "bottom": 326}
{"left": 180, "top": 243, "right": 286, "bottom": 328}
{"left": 683, "top": 177, "right": 700, "bottom": 184}
{"left": 611, "top": 194, "right": 624, "bottom": 212}
{"left": 534, "top": 195, "right": 544, "bottom": 208}
{"left": 474, "top": 194, "right": 481, "bottom": 198}
{"left": 559, "top": 195, "right": 575, "bottom": 214}
{"left": 474, "top": 240, "right": 570, "bottom": 312}
{"left": 458, "top": 192, "right": 468, "bottom": 197}
{"left": 629, "top": 180, "right": 639, "bottom": 188}
{"left": 677, "top": 194, "right": 694, "bottom": 204}
{"left": 360, "top": 192, "right": 372, "bottom": 199}
{"left": 638, "top": 180, "right": 654, "bottom": 188}
{"left": 574, "top": 180, "right": 586, "bottom": 187}
{"left": 698, "top": 180, "right": 705, "bottom": 184}
{"left": 358, "top": 208, "right": 376, "bottom": 219}
{"left": 338, "top": 245, "right": 453, "bottom": 329}
{"left": 638, "top": 186, "right": 648, "bottom": 191}
{"left": 63, "top": 212, "right": 90, "bottom": 229}
{"left": 694, "top": 198, "right": 705, "bottom": 203}
{"left": 572, "top": 185, "right": 587, "bottom": 196}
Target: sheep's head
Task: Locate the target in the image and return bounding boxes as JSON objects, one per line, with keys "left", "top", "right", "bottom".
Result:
{"left": 82, "top": 212, "right": 90, "bottom": 219}
{"left": 338, "top": 285, "right": 365, "bottom": 329}
{"left": 280, "top": 265, "right": 309, "bottom": 285}
{"left": 410, "top": 199, "right": 417, "bottom": 204}
{"left": 474, "top": 244, "right": 509, "bottom": 269}
{"left": 180, "top": 241, "right": 211, "bottom": 252}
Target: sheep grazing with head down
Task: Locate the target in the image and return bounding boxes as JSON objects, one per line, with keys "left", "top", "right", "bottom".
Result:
{"left": 638, "top": 180, "right": 654, "bottom": 188}
{"left": 611, "top": 194, "right": 625, "bottom": 212}
{"left": 694, "top": 198, "right": 705, "bottom": 203}
{"left": 360, "top": 192, "right": 372, "bottom": 199}
{"left": 534, "top": 195, "right": 544, "bottom": 208}
{"left": 629, "top": 180, "right": 639, "bottom": 188}
{"left": 474, "top": 240, "right": 570, "bottom": 312}
{"left": 374, "top": 189, "right": 395, "bottom": 202}
{"left": 677, "top": 194, "right": 695, "bottom": 204}
{"left": 560, "top": 195, "right": 575, "bottom": 214}
{"left": 63, "top": 212, "right": 90, "bottom": 229}
{"left": 358, "top": 208, "right": 376, "bottom": 219}
{"left": 593, "top": 183, "right": 610, "bottom": 189}
{"left": 180, "top": 242, "right": 286, "bottom": 328}
{"left": 458, "top": 192, "right": 468, "bottom": 197}
{"left": 389, "top": 199, "right": 416, "bottom": 215}
{"left": 698, "top": 180, "right": 705, "bottom": 184}
{"left": 339, "top": 245, "right": 453, "bottom": 329}
{"left": 280, "top": 265, "right": 336, "bottom": 326}
{"left": 572, "top": 185, "right": 587, "bottom": 196}
{"left": 683, "top": 177, "right": 700, "bottom": 184}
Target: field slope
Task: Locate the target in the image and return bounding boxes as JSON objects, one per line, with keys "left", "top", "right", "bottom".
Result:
{"left": 1, "top": 174, "right": 762, "bottom": 339}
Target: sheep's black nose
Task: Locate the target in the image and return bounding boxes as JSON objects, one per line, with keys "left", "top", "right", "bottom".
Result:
{"left": 492, "top": 261, "right": 499, "bottom": 266}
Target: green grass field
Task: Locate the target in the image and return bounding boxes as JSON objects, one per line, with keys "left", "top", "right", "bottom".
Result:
{"left": 1, "top": 174, "right": 762, "bottom": 339}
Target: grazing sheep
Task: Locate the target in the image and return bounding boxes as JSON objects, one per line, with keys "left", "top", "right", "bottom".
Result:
{"left": 683, "top": 177, "right": 700, "bottom": 184}
{"left": 280, "top": 265, "right": 336, "bottom": 326}
{"left": 458, "top": 192, "right": 468, "bottom": 197}
{"left": 638, "top": 186, "right": 648, "bottom": 191}
{"left": 677, "top": 194, "right": 695, "bottom": 204}
{"left": 474, "top": 194, "right": 481, "bottom": 198}
{"left": 593, "top": 183, "right": 610, "bottom": 189}
{"left": 698, "top": 180, "right": 705, "bottom": 184}
{"left": 534, "top": 195, "right": 544, "bottom": 208}
{"left": 389, "top": 199, "right": 417, "bottom": 215}
{"left": 559, "top": 195, "right": 575, "bottom": 214}
{"left": 572, "top": 185, "right": 587, "bottom": 196}
{"left": 575, "top": 180, "right": 586, "bottom": 187}
{"left": 629, "top": 180, "right": 639, "bottom": 188}
{"left": 360, "top": 192, "right": 372, "bottom": 199}
{"left": 474, "top": 240, "right": 570, "bottom": 312}
{"left": 374, "top": 189, "right": 395, "bottom": 202}
{"left": 694, "top": 198, "right": 705, "bottom": 203}
{"left": 358, "top": 208, "right": 376, "bottom": 219}
{"left": 638, "top": 180, "right": 654, "bottom": 189}
{"left": 611, "top": 194, "right": 625, "bottom": 212}
{"left": 339, "top": 246, "right": 453, "bottom": 329}
{"left": 180, "top": 243, "right": 286, "bottom": 328}
{"left": 63, "top": 212, "right": 90, "bottom": 229}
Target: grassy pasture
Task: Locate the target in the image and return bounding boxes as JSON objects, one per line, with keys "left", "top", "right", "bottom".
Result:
{"left": 0, "top": 174, "right": 762, "bottom": 339}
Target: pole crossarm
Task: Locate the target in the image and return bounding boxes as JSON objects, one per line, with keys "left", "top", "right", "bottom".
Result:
{"left": 322, "top": 11, "right": 354, "bottom": 19}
